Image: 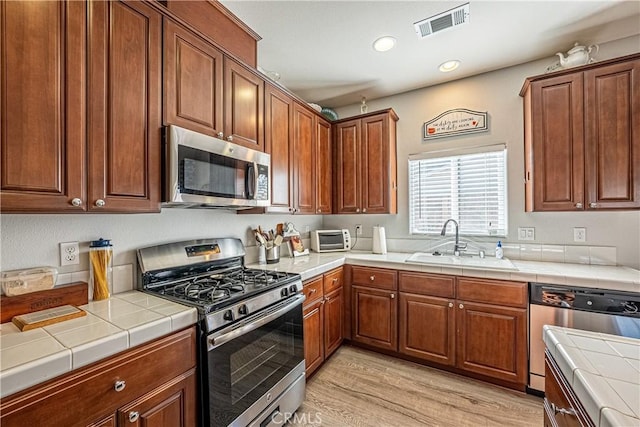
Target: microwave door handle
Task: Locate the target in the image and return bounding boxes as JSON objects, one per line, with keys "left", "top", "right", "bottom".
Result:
{"left": 245, "top": 163, "right": 256, "bottom": 199}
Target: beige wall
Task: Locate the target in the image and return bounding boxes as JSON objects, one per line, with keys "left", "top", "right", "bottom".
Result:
{"left": 326, "top": 35, "right": 640, "bottom": 268}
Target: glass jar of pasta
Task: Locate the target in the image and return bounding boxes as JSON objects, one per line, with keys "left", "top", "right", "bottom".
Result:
{"left": 89, "top": 238, "right": 112, "bottom": 301}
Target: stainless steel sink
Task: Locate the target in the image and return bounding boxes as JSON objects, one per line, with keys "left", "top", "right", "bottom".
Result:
{"left": 405, "top": 252, "right": 518, "bottom": 271}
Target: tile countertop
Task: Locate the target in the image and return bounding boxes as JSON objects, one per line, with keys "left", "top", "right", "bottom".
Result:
{"left": 0, "top": 291, "right": 197, "bottom": 399}
{"left": 543, "top": 326, "right": 640, "bottom": 427}
{"left": 247, "top": 251, "right": 640, "bottom": 292}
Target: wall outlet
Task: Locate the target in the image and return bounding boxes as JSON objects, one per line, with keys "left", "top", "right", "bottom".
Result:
{"left": 573, "top": 227, "right": 586, "bottom": 242}
{"left": 355, "top": 224, "right": 363, "bottom": 236}
{"left": 517, "top": 227, "right": 535, "bottom": 241}
{"left": 60, "top": 241, "right": 80, "bottom": 266}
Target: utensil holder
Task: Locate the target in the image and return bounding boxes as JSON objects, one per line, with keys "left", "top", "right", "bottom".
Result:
{"left": 265, "top": 246, "right": 280, "bottom": 264}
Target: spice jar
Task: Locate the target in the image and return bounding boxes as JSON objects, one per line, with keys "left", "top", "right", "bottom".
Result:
{"left": 89, "top": 238, "right": 112, "bottom": 300}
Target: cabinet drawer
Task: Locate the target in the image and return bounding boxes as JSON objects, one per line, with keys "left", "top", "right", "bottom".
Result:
{"left": 457, "top": 277, "right": 527, "bottom": 308}
{"left": 323, "top": 267, "right": 344, "bottom": 294}
{"left": 0, "top": 327, "right": 196, "bottom": 426}
{"left": 303, "top": 276, "right": 324, "bottom": 307}
{"left": 398, "top": 271, "right": 455, "bottom": 298}
{"left": 351, "top": 266, "right": 397, "bottom": 290}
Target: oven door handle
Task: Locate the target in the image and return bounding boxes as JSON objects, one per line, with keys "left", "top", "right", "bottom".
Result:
{"left": 207, "top": 294, "right": 305, "bottom": 351}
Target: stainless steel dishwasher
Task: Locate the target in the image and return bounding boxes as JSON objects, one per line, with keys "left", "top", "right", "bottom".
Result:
{"left": 529, "top": 282, "right": 640, "bottom": 393}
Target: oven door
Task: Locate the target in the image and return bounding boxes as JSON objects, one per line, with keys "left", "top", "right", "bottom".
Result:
{"left": 205, "top": 295, "right": 305, "bottom": 427}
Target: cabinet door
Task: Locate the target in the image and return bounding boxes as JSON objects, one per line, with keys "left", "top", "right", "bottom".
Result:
{"left": 163, "top": 19, "right": 223, "bottom": 137}
{"left": 292, "top": 103, "right": 316, "bottom": 214}
{"left": 352, "top": 285, "right": 397, "bottom": 351}
{"left": 0, "top": 0, "right": 86, "bottom": 212}
{"left": 361, "top": 113, "right": 391, "bottom": 214}
{"left": 117, "top": 369, "right": 197, "bottom": 427}
{"left": 584, "top": 59, "right": 640, "bottom": 209}
{"left": 399, "top": 293, "right": 455, "bottom": 366}
{"left": 316, "top": 117, "right": 333, "bottom": 214}
{"left": 456, "top": 301, "right": 527, "bottom": 386}
{"left": 333, "top": 119, "right": 361, "bottom": 213}
{"left": 530, "top": 73, "right": 585, "bottom": 211}
{"left": 88, "top": 0, "right": 161, "bottom": 212}
{"left": 303, "top": 299, "right": 324, "bottom": 378}
{"left": 224, "top": 57, "right": 264, "bottom": 151}
{"left": 264, "top": 84, "right": 294, "bottom": 213}
{"left": 324, "top": 288, "right": 343, "bottom": 358}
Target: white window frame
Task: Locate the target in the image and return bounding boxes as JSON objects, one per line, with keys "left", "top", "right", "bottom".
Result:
{"left": 408, "top": 144, "right": 508, "bottom": 237}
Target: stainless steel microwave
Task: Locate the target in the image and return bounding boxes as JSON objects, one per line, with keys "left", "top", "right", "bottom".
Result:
{"left": 164, "top": 125, "right": 270, "bottom": 209}
{"left": 310, "top": 229, "right": 351, "bottom": 252}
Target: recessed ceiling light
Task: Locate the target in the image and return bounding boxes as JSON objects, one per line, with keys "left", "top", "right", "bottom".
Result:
{"left": 439, "top": 60, "right": 460, "bottom": 72}
{"left": 373, "top": 36, "right": 396, "bottom": 52}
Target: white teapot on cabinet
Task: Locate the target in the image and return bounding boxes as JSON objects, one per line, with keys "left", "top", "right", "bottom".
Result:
{"left": 556, "top": 42, "right": 599, "bottom": 69}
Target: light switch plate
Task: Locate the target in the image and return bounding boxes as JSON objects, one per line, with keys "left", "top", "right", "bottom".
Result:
{"left": 518, "top": 227, "right": 535, "bottom": 241}
{"left": 573, "top": 227, "right": 586, "bottom": 242}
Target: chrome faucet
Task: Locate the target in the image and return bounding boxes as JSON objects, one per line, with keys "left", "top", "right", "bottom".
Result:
{"left": 440, "top": 219, "right": 467, "bottom": 256}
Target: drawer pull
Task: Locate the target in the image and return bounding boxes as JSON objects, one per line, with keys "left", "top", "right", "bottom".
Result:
{"left": 310, "top": 289, "right": 317, "bottom": 293}
{"left": 114, "top": 380, "right": 126, "bottom": 392}
{"left": 551, "top": 402, "right": 576, "bottom": 417}
{"left": 332, "top": 278, "right": 338, "bottom": 283}
{"left": 448, "top": 302, "right": 454, "bottom": 308}
{"left": 390, "top": 293, "right": 395, "bottom": 299}
{"left": 370, "top": 275, "right": 375, "bottom": 281}
{"left": 128, "top": 411, "right": 140, "bottom": 423}
{"left": 459, "top": 303, "right": 464, "bottom": 309}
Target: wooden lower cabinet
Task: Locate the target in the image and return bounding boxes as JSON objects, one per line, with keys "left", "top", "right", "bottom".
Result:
{"left": 352, "top": 268, "right": 528, "bottom": 389}
{"left": 399, "top": 293, "right": 455, "bottom": 366}
{"left": 352, "top": 285, "right": 397, "bottom": 352}
{"left": 457, "top": 301, "right": 527, "bottom": 385}
{"left": 302, "top": 267, "right": 344, "bottom": 377}
{"left": 0, "top": 327, "right": 197, "bottom": 427}
{"left": 544, "top": 350, "right": 593, "bottom": 427}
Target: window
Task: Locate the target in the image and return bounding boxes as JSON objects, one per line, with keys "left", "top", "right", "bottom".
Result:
{"left": 409, "top": 144, "right": 507, "bottom": 236}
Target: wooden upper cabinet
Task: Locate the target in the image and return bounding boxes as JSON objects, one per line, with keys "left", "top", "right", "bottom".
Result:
{"left": 224, "top": 57, "right": 264, "bottom": 151}
{"left": 521, "top": 54, "right": 640, "bottom": 211}
{"left": 264, "top": 83, "right": 294, "bottom": 213}
{"left": 88, "top": 0, "right": 161, "bottom": 212}
{"left": 333, "top": 109, "right": 398, "bottom": 214}
{"left": 0, "top": 1, "right": 86, "bottom": 212}
{"left": 292, "top": 102, "right": 317, "bottom": 214}
{"left": 316, "top": 117, "right": 332, "bottom": 214}
{"left": 163, "top": 18, "right": 224, "bottom": 137}
{"left": 584, "top": 59, "right": 640, "bottom": 209}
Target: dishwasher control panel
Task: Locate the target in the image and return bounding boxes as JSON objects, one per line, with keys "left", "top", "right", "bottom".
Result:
{"left": 530, "top": 283, "right": 640, "bottom": 317}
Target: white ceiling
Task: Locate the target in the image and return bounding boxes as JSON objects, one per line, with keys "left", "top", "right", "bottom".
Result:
{"left": 220, "top": 1, "right": 640, "bottom": 108}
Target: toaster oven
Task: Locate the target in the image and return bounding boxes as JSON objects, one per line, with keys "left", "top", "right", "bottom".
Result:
{"left": 310, "top": 229, "right": 351, "bottom": 252}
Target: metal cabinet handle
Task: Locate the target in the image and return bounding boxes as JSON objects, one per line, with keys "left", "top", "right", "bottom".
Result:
{"left": 217, "top": 132, "right": 224, "bottom": 139}
{"left": 363, "top": 208, "right": 367, "bottom": 213}
{"left": 227, "top": 135, "right": 233, "bottom": 142}
{"left": 71, "top": 198, "right": 82, "bottom": 207}
{"left": 575, "top": 202, "right": 583, "bottom": 209}
{"left": 448, "top": 302, "right": 454, "bottom": 308}
{"left": 550, "top": 402, "right": 576, "bottom": 417}
{"left": 95, "top": 199, "right": 105, "bottom": 207}
{"left": 370, "top": 275, "right": 375, "bottom": 281}
{"left": 390, "top": 293, "right": 395, "bottom": 299}
{"left": 332, "top": 278, "right": 338, "bottom": 283}
{"left": 317, "top": 209, "right": 321, "bottom": 213}
{"left": 128, "top": 411, "right": 140, "bottom": 423}
{"left": 114, "top": 380, "right": 126, "bottom": 392}
{"left": 589, "top": 202, "right": 597, "bottom": 208}
{"left": 459, "top": 303, "right": 464, "bottom": 309}
{"left": 356, "top": 208, "right": 360, "bottom": 212}
{"left": 310, "top": 288, "right": 317, "bottom": 294}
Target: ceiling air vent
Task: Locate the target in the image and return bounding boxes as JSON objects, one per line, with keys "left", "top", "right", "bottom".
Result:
{"left": 414, "top": 3, "right": 470, "bottom": 39}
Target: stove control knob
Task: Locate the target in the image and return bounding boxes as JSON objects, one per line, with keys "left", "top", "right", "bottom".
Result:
{"left": 238, "top": 304, "right": 249, "bottom": 316}
{"left": 281, "top": 288, "right": 289, "bottom": 298}
{"left": 223, "top": 310, "right": 234, "bottom": 321}
{"left": 289, "top": 285, "right": 298, "bottom": 294}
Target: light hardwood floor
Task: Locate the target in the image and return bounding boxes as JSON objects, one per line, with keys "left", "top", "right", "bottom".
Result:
{"left": 291, "top": 345, "right": 543, "bottom": 427}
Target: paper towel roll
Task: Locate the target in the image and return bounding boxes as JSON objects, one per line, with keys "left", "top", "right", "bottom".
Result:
{"left": 372, "top": 226, "right": 387, "bottom": 254}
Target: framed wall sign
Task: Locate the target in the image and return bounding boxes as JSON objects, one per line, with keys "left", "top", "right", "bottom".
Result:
{"left": 423, "top": 108, "right": 489, "bottom": 140}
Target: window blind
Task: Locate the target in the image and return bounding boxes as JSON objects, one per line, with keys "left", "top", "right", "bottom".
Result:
{"left": 408, "top": 146, "right": 507, "bottom": 236}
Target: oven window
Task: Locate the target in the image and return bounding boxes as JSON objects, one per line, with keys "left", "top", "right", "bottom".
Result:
{"left": 179, "top": 145, "right": 247, "bottom": 199}
{"left": 206, "top": 303, "right": 303, "bottom": 426}
{"left": 318, "top": 232, "right": 345, "bottom": 250}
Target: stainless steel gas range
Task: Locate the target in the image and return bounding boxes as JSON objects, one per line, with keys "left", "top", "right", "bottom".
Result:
{"left": 137, "top": 238, "right": 305, "bottom": 427}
